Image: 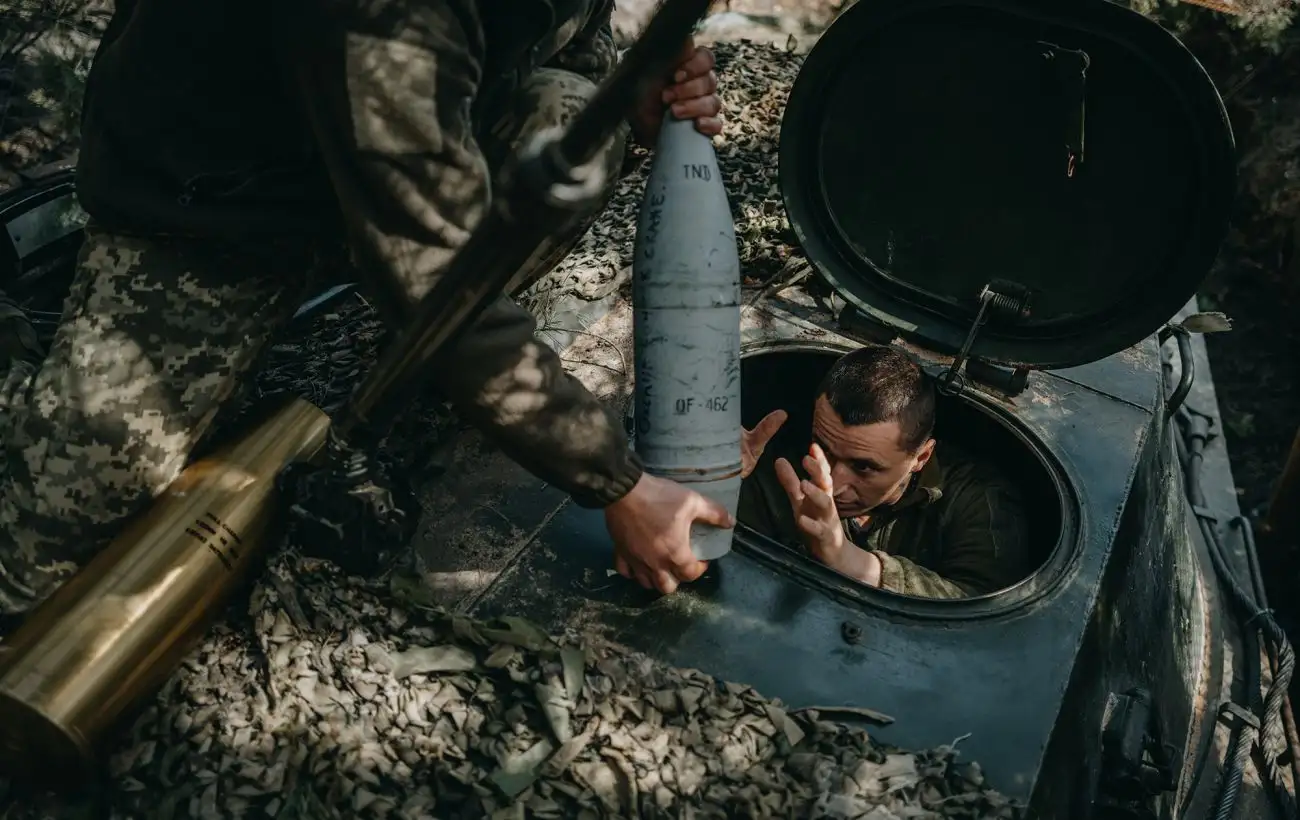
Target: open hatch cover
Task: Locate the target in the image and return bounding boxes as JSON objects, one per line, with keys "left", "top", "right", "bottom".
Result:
{"left": 779, "top": 0, "right": 1236, "bottom": 369}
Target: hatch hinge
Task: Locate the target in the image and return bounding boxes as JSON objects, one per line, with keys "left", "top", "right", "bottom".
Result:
{"left": 836, "top": 303, "right": 900, "bottom": 346}
{"left": 1093, "top": 688, "right": 1177, "bottom": 820}
{"left": 938, "top": 281, "right": 1032, "bottom": 398}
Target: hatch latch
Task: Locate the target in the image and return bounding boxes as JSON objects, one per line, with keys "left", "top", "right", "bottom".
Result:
{"left": 1094, "top": 687, "right": 1176, "bottom": 819}
{"left": 1040, "top": 41, "right": 1090, "bottom": 179}
{"left": 937, "top": 281, "right": 1032, "bottom": 397}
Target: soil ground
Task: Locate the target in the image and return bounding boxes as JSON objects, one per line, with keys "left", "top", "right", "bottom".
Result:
{"left": 3, "top": 0, "right": 1300, "bottom": 653}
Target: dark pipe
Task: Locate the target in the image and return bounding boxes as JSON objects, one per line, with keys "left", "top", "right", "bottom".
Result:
{"left": 1159, "top": 324, "right": 1195, "bottom": 417}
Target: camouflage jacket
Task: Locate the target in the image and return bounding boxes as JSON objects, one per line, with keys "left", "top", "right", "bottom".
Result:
{"left": 74, "top": 0, "right": 643, "bottom": 509}
{"left": 736, "top": 441, "right": 1031, "bottom": 599}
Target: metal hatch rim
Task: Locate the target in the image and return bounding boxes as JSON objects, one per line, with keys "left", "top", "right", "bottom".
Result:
{"left": 730, "top": 338, "right": 1083, "bottom": 622}
{"left": 776, "top": 0, "right": 1237, "bottom": 371}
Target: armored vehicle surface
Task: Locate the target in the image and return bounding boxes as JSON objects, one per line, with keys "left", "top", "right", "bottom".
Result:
{"left": 1, "top": 1, "right": 1296, "bottom": 818}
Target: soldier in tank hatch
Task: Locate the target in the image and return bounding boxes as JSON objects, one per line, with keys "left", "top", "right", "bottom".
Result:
{"left": 735, "top": 345, "right": 1031, "bottom": 599}
{"left": 0, "top": 0, "right": 728, "bottom": 617}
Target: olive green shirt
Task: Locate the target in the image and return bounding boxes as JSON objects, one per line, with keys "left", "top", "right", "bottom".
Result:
{"left": 736, "top": 441, "right": 1030, "bottom": 599}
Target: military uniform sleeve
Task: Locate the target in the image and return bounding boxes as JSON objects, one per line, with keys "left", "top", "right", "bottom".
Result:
{"left": 544, "top": 0, "right": 620, "bottom": 85}
{"left": 873, "top": 553, "right": 974, "bottom": 600}
{"left": 876, "top": 476, "right": 1030, "bottom": 599}
{"left": 278, "top": 0, "right": 642, "bottom": 508}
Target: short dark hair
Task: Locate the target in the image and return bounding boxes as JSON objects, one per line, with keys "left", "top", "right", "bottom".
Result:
{"left": 816, "top": 345, "right": 936, "bottom": 452}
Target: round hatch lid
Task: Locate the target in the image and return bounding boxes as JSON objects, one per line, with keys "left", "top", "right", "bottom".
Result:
{"left": 779, "top": 0, "right": 1236, "bottom": 370}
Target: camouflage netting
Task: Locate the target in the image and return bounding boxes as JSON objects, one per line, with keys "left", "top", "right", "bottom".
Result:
{"left": 0, "top": 42, "right": 1023, "bottom": 819}
{"left": 60, "top": 562, "right": 1016, "bottom": 820}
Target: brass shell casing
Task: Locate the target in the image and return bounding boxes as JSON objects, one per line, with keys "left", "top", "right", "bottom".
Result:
{"left": 0, "top": 397, "right": 330, "bottom": 788}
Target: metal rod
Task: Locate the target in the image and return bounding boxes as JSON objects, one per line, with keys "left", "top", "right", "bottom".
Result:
{"left": 1159, "top": 324, "right": 1195, "bottom": 417}
{"left": 335, "top": 0, "right": 713, "bottom": 444}
{"left": 558, "top": 0, "right": 711, "bottom": 167}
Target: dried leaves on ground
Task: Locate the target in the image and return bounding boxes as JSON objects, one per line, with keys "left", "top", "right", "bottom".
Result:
{"left": 4, "top": 557, "right": 1021, "bottom": 819}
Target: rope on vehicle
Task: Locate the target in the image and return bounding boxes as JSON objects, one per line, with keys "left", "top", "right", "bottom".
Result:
{"left": 1172, "top": 0, "right": 1247, "bottom": 15}
{"left": 1175, "top": 405, "right": 1299, "bottom": 820}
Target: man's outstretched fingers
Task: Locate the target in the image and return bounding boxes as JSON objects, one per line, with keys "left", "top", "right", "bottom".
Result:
{"left": 811, "top": 447, "right": 832, "bottom": 491}
{"left": 614, "top": 555, "right": 632, "bottom": 579}
{"left": 775, "top": 457, "right": 803, "bottom": 502}
{"left": 797, "top": 515, "right": 825, "bottom": 539}
{"left": 804, "top": 450, "right": 833, "bottom": 493}
{"left": 743, "top": 409, "right": 787, "bottom": 477}
{"left": 800, "top": 481, "right": 833, "bottom": 514}
{"left": 752, "top": 409, "right": 789, "bottom": 450}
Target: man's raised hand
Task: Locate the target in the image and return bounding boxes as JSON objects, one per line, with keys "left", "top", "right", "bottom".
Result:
{"left": 776, "top": 443, "right": 882, "bottom": 586}
{"left": 741, "top": 409, "right": 788, "bottom": 478}
{"left": 775, "top": 442, "right": 846, "bottom": 565}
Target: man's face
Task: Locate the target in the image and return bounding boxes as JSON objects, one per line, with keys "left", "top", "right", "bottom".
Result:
{"left": 810, "top": 395, "right": 935, "bottom": 518}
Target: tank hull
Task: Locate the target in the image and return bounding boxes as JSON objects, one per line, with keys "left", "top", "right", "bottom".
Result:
{"left": 414, "top": 289, "right": 1271, "bottom": 817}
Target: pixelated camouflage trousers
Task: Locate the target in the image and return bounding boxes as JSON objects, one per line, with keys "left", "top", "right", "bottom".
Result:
{"left": 0, "top": 68, "right": 628, "bottom": 615}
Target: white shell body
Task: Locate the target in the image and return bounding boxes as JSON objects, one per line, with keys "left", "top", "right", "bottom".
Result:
{"left": 632, "top": 117, "right": 743, "bottom": 561}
